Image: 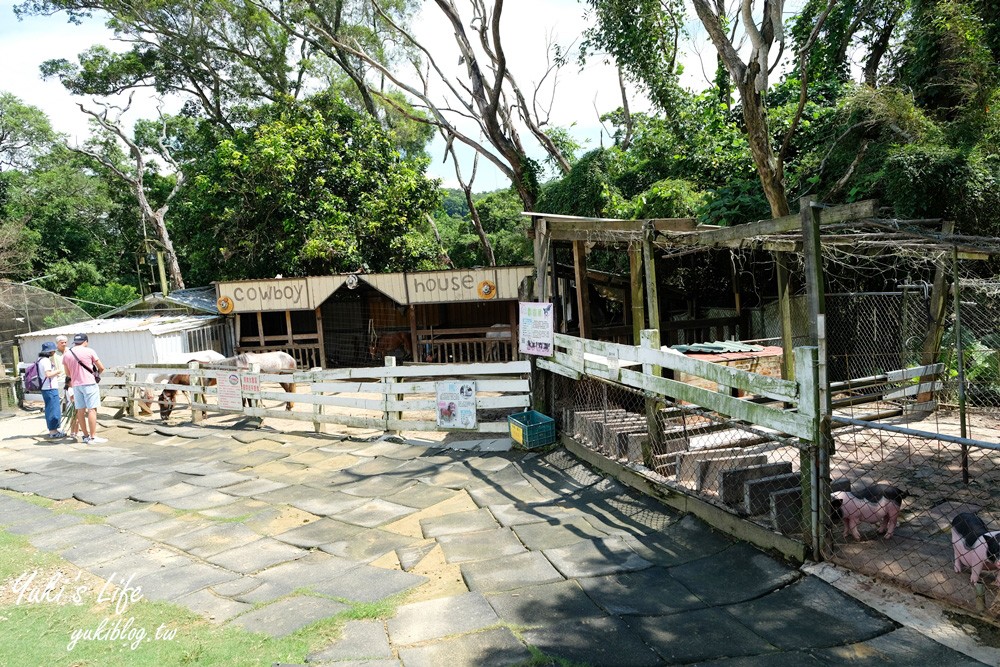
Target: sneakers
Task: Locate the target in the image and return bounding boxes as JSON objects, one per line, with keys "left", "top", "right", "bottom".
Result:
{"left": 47, "top": 431, "right": 67, "bottom": 439}
{"left": 85, "top": 436, "right": 108, "bottom": 444}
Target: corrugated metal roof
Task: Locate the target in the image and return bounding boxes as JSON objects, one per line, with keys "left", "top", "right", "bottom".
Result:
{"left": 103, "top": 286, "right": 219, "bottom": 317}
{"left": 18, "top": 314, "right": 222, "bottom": 339}
{"left": 671, "top": 341, "right": 765, "bottom": 354}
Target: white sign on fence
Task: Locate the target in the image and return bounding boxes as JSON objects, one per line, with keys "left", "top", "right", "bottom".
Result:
{"left": 436, "top": 380, "right": 477, "bottom": 429}
{"left": 519, "top": 302, "right": 554, "bottom": 356}
{"left": 241, "top": 373, "right": 261, "bottom": 393}
{"left": 217, "top": 372, "right": 243, "bottom": 410}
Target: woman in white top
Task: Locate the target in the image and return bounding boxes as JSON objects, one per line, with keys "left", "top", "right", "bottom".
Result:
{"left": 37, "top": 341, "right": 66, "bottom": 439}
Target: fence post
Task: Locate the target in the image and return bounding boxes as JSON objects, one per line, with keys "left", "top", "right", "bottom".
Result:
{"left": 795, "top": 346, "right": 827, "bottom": 561}
{"left": 126, "top": 370, "right": 137, "bottom": 417}
{"left": 311, "top": 369, "right": 324, "bottom": 434}
{"left": 189, "top": 361, "right": 203, "bottom": 424}
{"left": 383, "top": 356, "right": 399, "bottom": 433}
{"left": 640, "top": 329, "right": 664, "bottom": 467}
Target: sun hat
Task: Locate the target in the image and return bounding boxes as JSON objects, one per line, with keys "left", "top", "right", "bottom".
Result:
{"left": 39, "top": 341, "right": 57, "bottom": 355}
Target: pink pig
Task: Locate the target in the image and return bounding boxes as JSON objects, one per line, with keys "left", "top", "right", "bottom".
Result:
{"left": 831, "top": 490, "right": 902, "bottom": 540}
{"left": 951, "top": 512, "right": 1000, "bottom": 584}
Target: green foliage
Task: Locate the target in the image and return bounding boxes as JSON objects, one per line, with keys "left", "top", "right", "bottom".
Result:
{"left": 74, "top": 281, "right": 140, "bottom": 316}
{"left": 434, "top": 188, "right": 530, "bottom": 268}
{"left": 627, "top": 179, "right": 705, "bottom": 219}
{"left": 898, "top": 0, "right": 998, "bottom": 119}
{"left": 697, "top": 179, "right": 770, "bottom": 227}
{"left": 174, "top": 92, "right": 440, "bottom": 282}
{"left": 536, "top": 149, "right": 628, "bottom": 217}
{"left": 0, "top": 93, "right": 57, "bottom": 171}
{"left": 581, "top": 0, "right": 686, "bottom": 111}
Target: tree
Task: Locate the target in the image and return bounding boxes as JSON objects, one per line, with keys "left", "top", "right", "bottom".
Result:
{"left": 70, "top": 102, "right": 186, "bottom": 289}
{"left": 173, "top": 92, "right": 440, "bottom": 282}
{"left": 269, "top": 0, "right": 573, "bottom": 212}
{"left": 0, "top": 93, "right": 57, "bottom": 172}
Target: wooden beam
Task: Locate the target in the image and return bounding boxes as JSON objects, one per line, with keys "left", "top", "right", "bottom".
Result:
{"left": 663, "top": 200, "right": 879, "bottom": 249}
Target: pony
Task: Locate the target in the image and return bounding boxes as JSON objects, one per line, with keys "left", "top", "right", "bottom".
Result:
{"left": 369, "top": 331, "right": 412, "bottom": 361}
{"left": 158, "top": 350, "right": 297, "bottom": 420}
{"left": 137, "top": 350, "right": 225, "bottom": 414}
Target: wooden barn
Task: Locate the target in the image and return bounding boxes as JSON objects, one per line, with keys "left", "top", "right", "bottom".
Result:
{"left": 214, "top": 267, "right": 533, "bottom": 369}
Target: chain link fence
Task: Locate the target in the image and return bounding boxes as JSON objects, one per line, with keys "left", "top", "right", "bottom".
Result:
{"left": 821, "top": 271, "right": 1000, "bottom": 616}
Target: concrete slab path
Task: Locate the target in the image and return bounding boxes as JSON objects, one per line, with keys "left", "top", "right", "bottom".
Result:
{"left": 0, "top": 409, "right": 994, "bottom": 666}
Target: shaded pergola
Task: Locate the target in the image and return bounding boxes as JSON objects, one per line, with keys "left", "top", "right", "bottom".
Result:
{"left": 525, "top": 199, "right": 1000, "bottom": 385}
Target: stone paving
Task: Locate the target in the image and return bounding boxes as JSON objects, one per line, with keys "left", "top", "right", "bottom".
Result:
{"left": 0, "top": 410, "right": 992, "bottom": 666}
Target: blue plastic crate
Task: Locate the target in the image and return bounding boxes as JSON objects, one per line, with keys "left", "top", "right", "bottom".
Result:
{"left": 508, "top": 410, "right": 556, "bottom": 449}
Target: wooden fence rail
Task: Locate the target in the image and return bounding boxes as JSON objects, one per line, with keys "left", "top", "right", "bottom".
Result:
{"left": 107, "top": 359, "right": 531, "bottom": 434}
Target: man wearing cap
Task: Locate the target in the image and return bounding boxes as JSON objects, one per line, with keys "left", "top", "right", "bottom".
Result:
{"left": 37, "top": 341, "right": 66, "bottom": 439}
{"left": 62, "top": 334, "right": 107, "bottom": 444}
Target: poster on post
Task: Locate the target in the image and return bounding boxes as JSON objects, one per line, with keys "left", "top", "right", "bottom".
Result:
{"left": 217, "top": 371, "right": 243, "bottom": 410}
{"left": 436, "top": 381, "right": 477, "bottom": 429}
{"left": 519, "top": 302, "right": 554, "bottom": 356}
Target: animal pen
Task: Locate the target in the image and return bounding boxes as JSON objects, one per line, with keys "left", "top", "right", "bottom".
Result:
{"left": 527, "top": 199, "right": 1000, "bottom": 618}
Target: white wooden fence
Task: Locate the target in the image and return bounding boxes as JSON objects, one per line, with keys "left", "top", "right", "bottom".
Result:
{"left": 106, "top": 359, "right": 531, "bottom": 434}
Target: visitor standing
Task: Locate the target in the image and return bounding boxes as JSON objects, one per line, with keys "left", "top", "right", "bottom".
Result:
{"left": 37, "top": 342, "right": 66, "bottom": 439}
{"left": 53, "top": 335, "right": 78, "bottom": 440}
{"left": 62, "top": 333, "right": 106, "bottom": 444}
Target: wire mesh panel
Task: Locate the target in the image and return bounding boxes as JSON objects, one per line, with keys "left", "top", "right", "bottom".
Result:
{"left": 829, "top": 416, "right": 1000, "bottom": 617}
{"left": 552, "top": 372, "right": 813, "bottom": 542}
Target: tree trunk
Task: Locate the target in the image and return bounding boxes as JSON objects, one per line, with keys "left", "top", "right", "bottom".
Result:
{"left": 737, "top": 75, "right": 789, "bottom": 217}
{"left": 150, "top": 209, "right": 186, "bottom": 290}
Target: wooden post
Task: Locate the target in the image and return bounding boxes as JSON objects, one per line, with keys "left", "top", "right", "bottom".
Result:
{"left": 248, "top": 361, "right": 262, "bottom": 426}
{"left": 312, "top": 369, "right": 324, "bottom": 434}
{"left": 800, "top": 198, "right": 833, "bottom": 559}
{"left": 384, "top": 356, "right": 400, "bottom": 433}
{"left": 508, "top": 300, "right": 518, "bottom": 361}
{"left": 573, "top": 240, "right": 592, "bottom": 340}
{"left": 408, "top": 305, "right": 419, "bottom": 363}
{"left": 776, "top": 253, "right": 795, "bottom": 380}
{"left": 629, "top": 245, "right": 644, "bottom": 345}
{"left": 531, "top": 215, "right": 552, "bottom": 414}
{"left": 189, "top": 360, "right": 203, "bottom": 424}
{"left": 127, "top": 370, "right": 138, "bottom": 417}
{"left": 316, "top": 306, "right": 327, "bottom": 369}
{"left": 917, "top": 220, "right": 955, "bottom": 401}
{"left": 640, "top": 329, "right": 664, "bottom": 467}
{"left": 795, "top": 347, "right": 824, "bottom": 560}
{"left": 641, "top": 223, "right": 661, "bottom": 335}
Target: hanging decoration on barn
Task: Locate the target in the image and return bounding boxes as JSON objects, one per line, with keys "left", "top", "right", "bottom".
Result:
{"left": 216, "top": 296, "right": 234, "bottom": 314}
{"left": 477, "top": 280, "right": 497, "bottom": 299}
{"left": 436, "top": 380, "right": 477, "bottom": 429}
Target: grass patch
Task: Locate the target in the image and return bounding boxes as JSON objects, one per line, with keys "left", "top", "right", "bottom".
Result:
{"left": 0, "top": 529, "right": 398, "bottom": 666}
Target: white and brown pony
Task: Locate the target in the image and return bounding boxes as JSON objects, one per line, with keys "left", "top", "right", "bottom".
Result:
{"left": 138, "top": 350, "right": 226, "bottom": 414}
{"left": 158, "top": 351, "right": 297, "bottom": 420}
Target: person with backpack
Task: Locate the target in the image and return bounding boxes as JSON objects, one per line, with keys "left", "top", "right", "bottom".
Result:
{"left": 34, "top": 341, "right": 67, "bottom": 439}
{"left": 62, "top": 333, "right": 106, "bottom": 444}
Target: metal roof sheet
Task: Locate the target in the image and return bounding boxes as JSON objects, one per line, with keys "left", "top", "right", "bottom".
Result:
{"left": 18, "top": 314, "right": 222, "bottom": 339}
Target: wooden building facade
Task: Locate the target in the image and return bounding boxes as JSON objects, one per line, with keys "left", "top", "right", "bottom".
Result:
{"left": 215, "top": 267, "right": 532, "bottom": 369}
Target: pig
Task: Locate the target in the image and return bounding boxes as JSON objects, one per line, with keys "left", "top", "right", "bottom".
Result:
{"left": 951, "top": 512, "right": 1000, "bottom": 584}
{"left": 830, "top": 486, "right": 906, "bottom": 540}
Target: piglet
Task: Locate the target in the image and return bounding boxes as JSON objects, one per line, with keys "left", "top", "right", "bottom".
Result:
{"left": 951, "top": 512, "right": 1000, "bottom": 584}
{"left": 830, "top": 486, "right": 906, "bottom": 540}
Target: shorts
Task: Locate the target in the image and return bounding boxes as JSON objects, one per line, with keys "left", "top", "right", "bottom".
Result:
{"left": 73, "top": 384, "right": 101, "bottom": 410}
